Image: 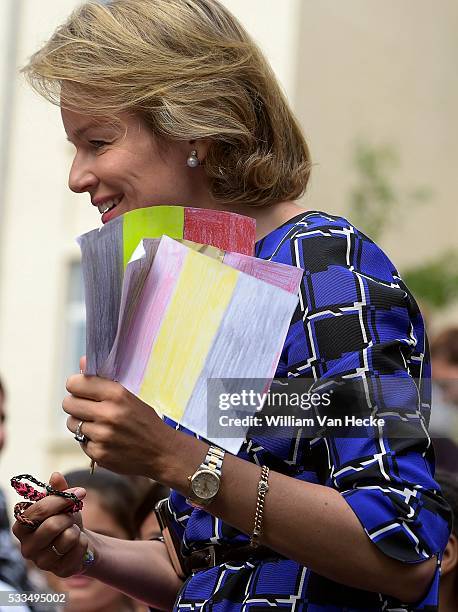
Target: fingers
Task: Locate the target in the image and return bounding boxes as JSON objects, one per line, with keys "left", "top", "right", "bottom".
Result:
{"left": 11, "top": 471, "right": 91, "bottom": 578}
{"left": 51, "top": 524, "right": 82, "bottom": 557}
{"left": 67, "top": 415, "right": 87, "bottom": 436}
{"left": 79, "top": 355, "right": 87, "bottom": 373}
{"left": 65, "top": 374, "right": 107, "bottom": 402}
{"left": 66, "top": 373, "right": 130, "bottom": 405}
{"left": 49, "top": 472, "right": 69, "bottom": 492}
{"left": 20, "top": 513, "right": 76, "bottom": 557}
{"left": 62, "top": 394, "right": 98, "bottom": 421}
{"left": 34, "top": 527, "right": 89, "bottom": 577}
{"left": 66, "top": 415, "right": 109, "bottom": 443}
{"left": 66, "top": 416, "right": 110, "bottom": 467}
{"left": 13, "top": 490, "right": 88, "bottom": 577}
{"left": 12, "top": 488, "right": 86, "bottom": 542}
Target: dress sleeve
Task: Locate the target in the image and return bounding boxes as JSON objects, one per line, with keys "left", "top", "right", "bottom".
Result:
{"left": 280, "top": 222, "right": 452, "bottom": 564}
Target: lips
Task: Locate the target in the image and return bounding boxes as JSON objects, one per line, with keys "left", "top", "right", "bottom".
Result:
{"left": 96, "top": 195, "right": 122, "bottom": 215}
{"left": 101, "top": 201, "right": 123, "bottom": 224}
{"left": 92, "top": 194, "right": 124, "bottom": 224}
{"left": 64, "top": 575, "right": 93, "bottom": 588}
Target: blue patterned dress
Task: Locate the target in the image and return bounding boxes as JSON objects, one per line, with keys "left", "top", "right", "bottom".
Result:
{"left": 165, "top": 211, "right": 451, "bottom": 611}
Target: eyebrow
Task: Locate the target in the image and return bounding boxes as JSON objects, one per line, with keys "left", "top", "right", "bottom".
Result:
{"left": 95, "top": 528, "right": 129, "bottom": 539}
{"left": 66, "top": 121, "right": 113, "bottom": 142}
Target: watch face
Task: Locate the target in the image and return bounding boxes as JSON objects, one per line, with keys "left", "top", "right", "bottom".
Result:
{"left": 191, "top": 470, "right": 220, "bottom": 500}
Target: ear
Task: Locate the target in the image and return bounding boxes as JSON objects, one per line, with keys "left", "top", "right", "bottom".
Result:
{"left": 442, "top": 533, "right": 458, "bottom": 577}
{"left": 189, "top": 138, "right": 212, "bottom": 162}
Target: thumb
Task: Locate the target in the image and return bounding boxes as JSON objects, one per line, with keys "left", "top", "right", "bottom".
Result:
{"left": 79, "top": 355, "right": 87, "bottom": 374}
{"left": 49, "top": 471, "right": 69, "bottom": 492}
{"left": 49, "top": 472, "right": 87, "bottom": 503}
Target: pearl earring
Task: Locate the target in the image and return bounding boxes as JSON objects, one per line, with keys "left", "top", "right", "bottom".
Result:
{"left": 187, "top": 150, "right": 199, "bottom": 168}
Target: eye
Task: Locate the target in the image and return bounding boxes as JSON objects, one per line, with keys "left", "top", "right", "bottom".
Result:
{"left": 89, "top": 140, "right": 110, "bottom": 149}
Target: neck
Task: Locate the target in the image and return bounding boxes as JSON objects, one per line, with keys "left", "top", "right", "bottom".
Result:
{"left": 199, "top": 197, "right": 305, "bottom": 241}
{"left": 242, "top": 201, "right": 305, "bottom": 241}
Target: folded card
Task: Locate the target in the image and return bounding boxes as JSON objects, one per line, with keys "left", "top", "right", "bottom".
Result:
{"left": 100, "top": 236, "right": 301, "bottom": 452}
{"left": 77, "top": 206, "right": 256, "bottom": 374}
{"left": 77, "top": 207, "right": 303, "bottom": 451}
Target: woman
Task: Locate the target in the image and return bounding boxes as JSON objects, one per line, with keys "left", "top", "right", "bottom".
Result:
{"left": 13, "top": 1, "right": 451, "bottom": 610}
{"left": 45, "top": 469, "right": 147, "bottom": 612}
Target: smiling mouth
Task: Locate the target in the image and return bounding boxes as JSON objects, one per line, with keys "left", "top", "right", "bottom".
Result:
{"left": 97, "top": 195, "right": 122, "bottom": 215}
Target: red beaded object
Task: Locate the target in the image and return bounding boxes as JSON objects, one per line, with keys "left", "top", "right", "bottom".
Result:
{"left": 11, "top": 474, "right": 83, "bottom": 531}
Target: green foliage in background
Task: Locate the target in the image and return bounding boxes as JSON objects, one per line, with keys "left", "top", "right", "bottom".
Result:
{"left": 403, "top": 251, "right": 458, "bottom": 309}
{"left": 348, "top": 143, "right": 398, "bottom": 242}
{"left": 348, "top": 142, "right": 457, "bottom": 310}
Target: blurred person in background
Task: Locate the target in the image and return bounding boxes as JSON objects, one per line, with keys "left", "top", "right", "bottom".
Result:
{"left": 431, "top": 328, "right": 458, "bottom": 409}
{"left": 0, "top": 377, "right": 38, "bottom": 611}
{"left": 429, "top": 328, "right": 458, "bottom": 470}
{"left": 46, "top": 468, "right": 148, "bottom": 612}
{"left": 130, "top": 478, "right": 169, "bottom": 612}
{"left": 435, "top": 471, "right": 458, "bottom": 612}
{"left": 132, "top": 479, "right": 169, "bottom": 542}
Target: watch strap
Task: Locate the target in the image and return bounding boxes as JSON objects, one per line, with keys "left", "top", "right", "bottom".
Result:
{"left": 186, "top": 446, "right": 225, "bottom": 507}
{"left": 202, "top": 445, "right": 225, "bottom": 475}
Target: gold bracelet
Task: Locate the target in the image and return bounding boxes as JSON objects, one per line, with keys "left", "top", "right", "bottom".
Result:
{"left": 250, "top": 465, "right": 270, "bottom": 548}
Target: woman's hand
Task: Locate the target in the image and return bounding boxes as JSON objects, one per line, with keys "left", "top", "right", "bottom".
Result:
{"left": 63, "top": 358, "right": 177, "bottom": 478}
{"left": 12, "top": 472, "right": 90, "bottom": 577}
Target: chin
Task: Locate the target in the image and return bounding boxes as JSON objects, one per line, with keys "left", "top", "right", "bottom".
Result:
{"left": 65, "top": 585, "right": 124, "bottom": 612}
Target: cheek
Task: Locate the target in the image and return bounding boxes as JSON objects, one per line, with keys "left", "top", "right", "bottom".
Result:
{"left": 445, "top": 385, "right": 458, "bottom": 403}
{"left": 45, "top": 573, "right": 67, "bottom": 597}
{"left": 82, "top": 581, "right": 125, "bottom": 607}
{"left": 140, "top": 512, "right": 161, "bottom": 540}
{"left": 100, "top": 153, "right": 130, "bottom": 179}
{"left": 64, "top": 581, "right": 125, "bottom": 612}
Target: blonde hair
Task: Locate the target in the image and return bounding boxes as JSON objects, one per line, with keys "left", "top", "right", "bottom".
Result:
{"left": 23, "top": 0, "right": 311, "bottom": 207}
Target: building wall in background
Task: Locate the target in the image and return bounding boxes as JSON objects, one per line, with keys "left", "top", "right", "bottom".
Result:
{"left": 295, "top": 0, "right": 458, "bottom": 270}
{"left": 0, "top": 0, "right": 456, "bottom": 509}
{"left": 0, "top": 0, "right": 20, "bottom": 244}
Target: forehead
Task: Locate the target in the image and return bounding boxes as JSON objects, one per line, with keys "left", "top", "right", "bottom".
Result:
{"left": 61, "top": 108, "right": 119, "bottom": 136}
{"left": 433, "top": 357, "right": 458, "bottom": 373}
{"left": 82, "top": 491, "right": 130, "bottom": 538}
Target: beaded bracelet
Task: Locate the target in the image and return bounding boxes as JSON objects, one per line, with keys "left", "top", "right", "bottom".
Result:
{"left": 11, "top": 473, "right": 95, "bottom": 568}
{"left": 11, "top": 474, "right": 83, "bottom": 531}
{"left": 250, "top": 465, "right": 270, "bottom": 548}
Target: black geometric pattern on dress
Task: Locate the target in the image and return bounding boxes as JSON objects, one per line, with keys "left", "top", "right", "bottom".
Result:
{"left": 166, "top": 211, "right": 452, "bottom": 611}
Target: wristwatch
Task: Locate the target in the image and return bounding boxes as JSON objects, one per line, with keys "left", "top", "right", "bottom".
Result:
{"left": 186, "top": 446, "right": 225, "bottom": 507}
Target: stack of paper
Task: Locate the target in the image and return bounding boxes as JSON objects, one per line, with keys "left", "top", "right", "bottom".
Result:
{"left": 78, "top": 206, "right": 256, "bottom": 374}
{"left": 78, "top": 207, "right": 302, "bottom": 452}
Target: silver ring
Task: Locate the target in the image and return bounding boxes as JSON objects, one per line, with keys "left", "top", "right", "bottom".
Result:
{"left": 74, "top": 420, "right": 89, "bottom": 445}
{"left": 52, "top": 544, "right": 65, "bottom": 557}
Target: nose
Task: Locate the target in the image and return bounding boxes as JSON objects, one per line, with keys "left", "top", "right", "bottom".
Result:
{"left": 68, "top": 151, "right": 98, "bottom": 194}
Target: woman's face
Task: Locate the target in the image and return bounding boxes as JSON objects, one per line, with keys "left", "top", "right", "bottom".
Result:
{"left": 62, "top": 108, "right": 212, "bottom": 224}
{"left": 46, "top": 491, "right": 133, "bottom": 612}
